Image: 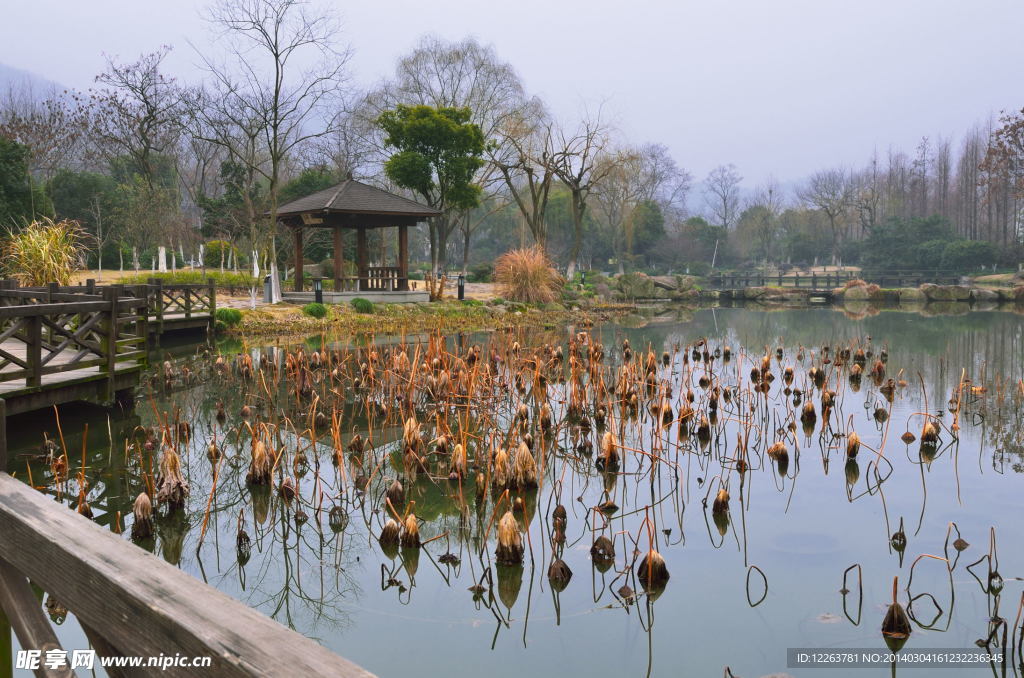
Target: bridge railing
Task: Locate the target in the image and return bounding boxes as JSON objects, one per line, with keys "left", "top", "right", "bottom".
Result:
{"left": 1, "top": 279, "right": 217, "bottom": 334}
{"left": 0, "top": 284, "right": 148, "bottom": 396}
{"left": 706, "top": 269, "right": 966, "bottom": 289}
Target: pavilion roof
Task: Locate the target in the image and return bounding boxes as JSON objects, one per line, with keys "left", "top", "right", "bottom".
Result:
{"left": 274, "top": 178, "right": 440, "bottom": 219}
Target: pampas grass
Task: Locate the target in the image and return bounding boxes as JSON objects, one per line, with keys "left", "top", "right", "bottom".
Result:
{"left": 4, "top": 217, "right": 84, "bottom": 286}
{"left": 494, "top": 246, "right": 564, "bottom": 304}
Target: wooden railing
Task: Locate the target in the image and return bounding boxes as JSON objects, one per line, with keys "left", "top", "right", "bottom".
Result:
{"left": 2, "top": 279, "right": 217, "bottom": 335}
{"left": 0, "top": 284, "right": 148, "bottom": 400}
{"left": 706, "top": 269, "right": 965, "bottom": 289}
{"left": 329, "top": 267, "right": 409, "bottom": 293}
{"left": 0, "top": 402, "right": 375, "bottom": 678}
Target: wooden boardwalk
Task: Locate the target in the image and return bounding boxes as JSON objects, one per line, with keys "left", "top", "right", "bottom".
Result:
{"left": 0, "top": 279, "right": 215, "bottom": 416}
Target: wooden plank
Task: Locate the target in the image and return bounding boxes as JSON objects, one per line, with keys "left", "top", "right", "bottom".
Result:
{"left": 0, "top": 303, "right": 109, "bottom": 319}
{"left": 0, "top": 474, "right": 375, "bottom": 678}
{"left": 0, "top": 558, "right": 73, "bottom": 678}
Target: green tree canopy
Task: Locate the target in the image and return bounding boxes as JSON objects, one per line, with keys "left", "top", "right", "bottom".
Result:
{"left": 377, "top": 104, "right": 486, "bottom": 272}
{"left": 279, "top": 166, "right": 338, "bottom": 206}
{"left": 0, "top": 137, "right": 52, "bottom": 227}
{"left": 378, "top": 104, "right": 485, "bottom": 210}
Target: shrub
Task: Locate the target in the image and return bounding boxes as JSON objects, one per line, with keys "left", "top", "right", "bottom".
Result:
{"left": 942, "top": 240, "right": 997, "bottom": 271}
{"left": 684, "top": 261, "right": 712, "bottom": 277}
{"left": 215, "top": 307, "right": 242, "bottom": 327}
{"left": 3, "top": 217, "right": 84, "bottom": 286}
{"left": 468, "top": 262, "right": 493, "bottom": 283}
{"left": 302, "top": 302, "right": 328, "bottom": 319}
{"left": 493, "top": 246, "right": 564, "bottom": 304}
{"left": 350, "top": 297, "right": 374, "bottom": 314}
{"left": 122, "top": 271, "right": 260, "bottom": 289}
{"left": 460, "top": 298, "right": 483, "bottom": 307}
{"left": 204, "top": 240, "right": 240, "bottom": 267}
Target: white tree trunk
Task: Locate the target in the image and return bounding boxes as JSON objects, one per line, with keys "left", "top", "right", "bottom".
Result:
{"left": 269, "top": 261, "right": 282, "bottom": 303}
{"left": 158, "top": 247, "right": 168, "bottom": 273}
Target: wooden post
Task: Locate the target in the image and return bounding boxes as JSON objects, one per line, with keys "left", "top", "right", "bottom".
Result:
{"left": 0, "top": 559, "right": 73, "bottom": 678}
{"left": 0, "top": 599, "right": 11, "bottom": 678}
{"left": 333, "top": 226, "right": 344, "bottom": 292}
{"left": 26, "top": 314, "right": 41, "bottom": 390}
{"left": 86, "top": 279, "right": 96, "bottom": 295}
{"left": 398, "top": 225, "right": 409, "bottom": 291}
{"left": 293, "top": 227, "right": 303, "bottom": 293}
{"left": 356, "top": 226, "right": 368, "bottom": 293}
{"left": 103, "top": 286, "right": 120, "bottom": 404}
{"left": 0, "top": 399, "right": 6, "bottom": 472}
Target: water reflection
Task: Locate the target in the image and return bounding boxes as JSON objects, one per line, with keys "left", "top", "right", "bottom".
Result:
{"left": 5, "top": 305, "right": 1024, "bottom": 677}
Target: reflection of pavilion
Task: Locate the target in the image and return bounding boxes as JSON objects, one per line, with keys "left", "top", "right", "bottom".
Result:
{"left": 275, "top": 175, "right": 440, "bottom": 304}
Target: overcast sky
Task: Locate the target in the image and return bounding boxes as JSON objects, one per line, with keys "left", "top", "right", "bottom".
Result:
{"left": 2, "top": 0, "right": 1022, "bottom": 190}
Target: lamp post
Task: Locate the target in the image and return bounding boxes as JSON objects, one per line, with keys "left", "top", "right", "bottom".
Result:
{"left": 313, "top": 277, "right": 323, "bottom": 304}
{"left": 457, "top": 273, "right": 465, "bottom": 301}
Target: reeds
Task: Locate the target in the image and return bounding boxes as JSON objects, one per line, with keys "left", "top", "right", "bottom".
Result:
{"left": 493, "top": 246, "right": 564, "bottom": 304}
{"left": 3, "top": 217, "right": 84, "bottom": 286}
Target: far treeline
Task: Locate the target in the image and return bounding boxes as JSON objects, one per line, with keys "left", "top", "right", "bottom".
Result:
{"left": 1, "top": 0, "right": 1022, "bottom": 284}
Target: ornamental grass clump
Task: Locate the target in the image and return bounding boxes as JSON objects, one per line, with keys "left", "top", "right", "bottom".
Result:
{"left": 4, "top": 217, "right": 84, "bottom": 286}
{"left": 494, "top": 246, "right": 564, "bottom": 304}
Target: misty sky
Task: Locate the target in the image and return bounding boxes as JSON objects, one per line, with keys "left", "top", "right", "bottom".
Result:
{"left": 2, "top": 0, "right": 1022, "bottom": 190}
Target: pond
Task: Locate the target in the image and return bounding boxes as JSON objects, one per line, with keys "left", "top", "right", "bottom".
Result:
{"left": 7, "top": 305, "right": 1024, "bottom": 677}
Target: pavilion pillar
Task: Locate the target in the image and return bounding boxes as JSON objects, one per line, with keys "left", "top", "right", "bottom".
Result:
{"left": 333, "top": 225, "right": 344, "bottom": 292}
{"left": 398, "top": 225, "right": 409, "bottom": 291}
{"left": 356, "top": 226, "right": 368, "bottom": 293}
{"left": 293, "top": 227, "right": 303, "bottom": 292}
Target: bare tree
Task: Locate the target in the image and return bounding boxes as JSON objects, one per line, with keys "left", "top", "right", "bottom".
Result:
{"left": 91, "top": 47, "right": 185, "bottom": 187}
{"left": 552, "top": 107, "right": 614, "bottom": 276}
{"left": 492, "top": 102, "right": 556, "bottom": 249}
{"left": 363, "top": 35, "right": 528, "bottom": 271}
{"left": 798, "top": 167, "right": 853, "bottom": 264}
{"left": 198, "top": 0, "right": 351, "bottom": 301}
{"left": 749, "top": 177, "right": 785, "bottom": 263}
{"left": 704, "top": 164, "right": 742, "bottom": 229}
{"left": 0, "top": 86, "right": 89, "bottom": 179}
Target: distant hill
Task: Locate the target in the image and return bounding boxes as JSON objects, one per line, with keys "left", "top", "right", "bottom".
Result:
{"left": 0, "top": 63, "right": 68, "bottom": 100}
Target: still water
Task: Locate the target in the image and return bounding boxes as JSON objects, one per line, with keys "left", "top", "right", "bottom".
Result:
{"left": 7, "top": 306, "right": 1024, "bottom": 677}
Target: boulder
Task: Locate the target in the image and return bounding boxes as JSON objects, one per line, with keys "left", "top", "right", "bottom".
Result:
{"left": 926, "top": 285, "right": 971, "bottom": 301}
{"left": 650, "top": 275, "right": 678, "bottom": 291}
{"left": 898, "top": 287, "right": 926, "bottom": 302}
{"left": 843, "top": 285, "right": 870, "bottom": 301}
{"left": 969, "top": 287, "right": 1000, "bottom": 303}
{"left": 616, "top": 273, "right": 656, "bottom": 298}
{"left": 869, "top": 288, "right": 900, "bottom": 303}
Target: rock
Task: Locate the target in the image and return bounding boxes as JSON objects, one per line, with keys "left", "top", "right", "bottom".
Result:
{"left": 616, "top": 273, "right": 656, "bottom": 299}
{"left": 926, "top": 285, "right": 971, "bottom": 301}
{"left": 870, "top": 288, "right": 899, "bottom": 303}
{"left": 898, "top": 287, "right": 926, "bottom": 302}
{"left": 844, "top": 285, "right": 870, "bottom": 301}
{"left": 650, "top": 275, "right": 678, "bottom": 291}
{"left": 970, "top": 287, "right": 1000, "bottom": 302}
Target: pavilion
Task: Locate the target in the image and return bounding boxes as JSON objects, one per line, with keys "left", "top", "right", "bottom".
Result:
{"left": 274, "top": 175, "right": 440, "bottom": 303}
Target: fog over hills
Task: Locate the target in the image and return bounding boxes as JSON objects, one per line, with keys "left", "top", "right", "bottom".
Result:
{"left": 0, "top": 62, "right": 67, "bottom": 99}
